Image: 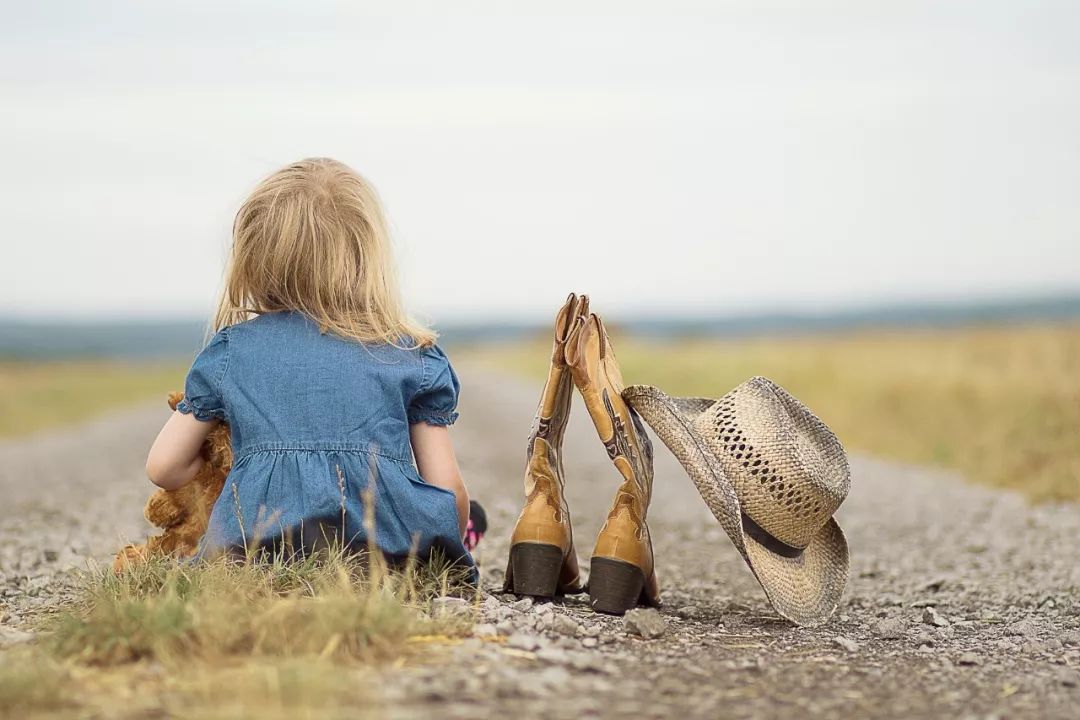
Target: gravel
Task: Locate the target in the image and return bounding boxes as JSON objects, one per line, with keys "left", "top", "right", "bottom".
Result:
{"left": 2, "top": 368, "right": 1079, "bottom": 719}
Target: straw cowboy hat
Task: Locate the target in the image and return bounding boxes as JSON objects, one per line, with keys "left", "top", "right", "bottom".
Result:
{"left": 623, "top": 377, "right": 850, "bottom": 626}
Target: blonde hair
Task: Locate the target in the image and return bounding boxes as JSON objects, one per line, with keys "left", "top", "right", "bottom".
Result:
{"left": 214, "top": 158, "right": 435, "bottom": 347}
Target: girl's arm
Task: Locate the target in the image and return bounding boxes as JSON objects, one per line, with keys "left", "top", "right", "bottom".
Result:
{"left": 409, "top": 422, "right": 469, "bottom": 536}
{"left": 146, "top": 411, "right": 217, "bottom": 490}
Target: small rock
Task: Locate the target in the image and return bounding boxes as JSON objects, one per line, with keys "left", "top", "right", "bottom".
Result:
{"left": 912, "top": 631, "right": 934, "bottom": 647}
{"left": 833, "top": 636, "right": 859, "bottom": 653}
{"left": 979, "top": 609, "right": 1002, "bottom": 623}
{"left": 1062, "top": 630, "right": 1080, "bottom": 647}
{"left": 922, "top": 607, "right": 949, "bottom": 628}
{"left": 431, "top": 596, "right": 471, "bottom": 617}
{"left": 550, "top": 614, "right": 581, "bottom": 637}
{"left": 872, "top": 617, "right": 906, "bottom": 640}
{"left": 511, "top": 598, "right": 534, "bottom": 612}
{"left": 495, "top": 620, "right": 516, "bottom": 636}
{"left": 675, "top": 606, "right": 698, "bottom": 620}
{"left": 624, "top": 608, "right": 668, "bottom": 639}
{"left": 957, "top": 652, "right": 982, "bottom": 666}
{"left": 581, "top": 624, "right": 602, "bottom": 638}
{"left": 1005, "top": 618, "right": 1039, "bottom": 638}
{"left": 582, "top": 637, "right": 599, "bottom": 649}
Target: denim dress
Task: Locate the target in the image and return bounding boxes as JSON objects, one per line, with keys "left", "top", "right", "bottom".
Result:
{"left": 175, "top": 311, "right": 472, "bottom": 575}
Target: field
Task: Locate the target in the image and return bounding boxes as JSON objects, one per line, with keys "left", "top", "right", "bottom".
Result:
{"left": 467, "top": 323, "right": 1080, "bottom": 503}
{"left": 0, "top": 361, "right": 187, "bottom": 439}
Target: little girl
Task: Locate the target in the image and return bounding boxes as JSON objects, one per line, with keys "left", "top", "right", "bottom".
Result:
{"left": 145, "top": 158, "right": 478, "bottom": 573}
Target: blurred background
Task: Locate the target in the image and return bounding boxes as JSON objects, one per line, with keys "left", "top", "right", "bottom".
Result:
{"left": 2, "top": 1, "right": 1077, "bottom": 500}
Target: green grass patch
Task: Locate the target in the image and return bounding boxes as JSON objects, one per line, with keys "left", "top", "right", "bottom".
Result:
{"left": 0, "top": 360, "right": 188, "bottom": 438}
{"left": 467, "top": 323, "right": 1080, "bottom": 502}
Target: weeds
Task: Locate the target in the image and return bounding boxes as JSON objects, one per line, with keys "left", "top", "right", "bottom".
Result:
{"left": 50, "top": 549, "right": 474, "bottom": 666}
{"left": 0, "top": 549, "right": 474, "bottom": 717}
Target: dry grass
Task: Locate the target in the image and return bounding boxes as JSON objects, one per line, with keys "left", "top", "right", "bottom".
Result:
{"left": 0, "top": 360, "right": 187, "bottom": 438}
{"left": 1, "top": 551, "right": 475, "bottom": 719}
{"left": 470, "top": 323, "right": 1080, "bottom": 502}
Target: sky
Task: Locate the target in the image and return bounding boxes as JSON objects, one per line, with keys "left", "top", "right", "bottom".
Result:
{"left": 1, "top": 1, "right": 1078, "bottom": 323}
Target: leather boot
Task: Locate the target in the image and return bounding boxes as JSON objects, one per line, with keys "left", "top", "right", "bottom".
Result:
{"left": 565, "top": 311, "right": 660, "bottom": 614}
{"left": 504, "top": 293, "right": 587, "bottom": 597}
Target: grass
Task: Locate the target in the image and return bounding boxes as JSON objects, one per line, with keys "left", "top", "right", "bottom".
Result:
{"left": 468, "top": 323, "right": 1080, "bottom": 503}
{"left": 0, "top": 550, "right": 476, "bottom": 719}
{"left": 0, "top": 360, "right": 188, "bottom": 438}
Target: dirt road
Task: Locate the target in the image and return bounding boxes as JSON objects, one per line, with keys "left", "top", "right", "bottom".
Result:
{"left": 2, "top": 366, "right": 1078, "bottom": 719}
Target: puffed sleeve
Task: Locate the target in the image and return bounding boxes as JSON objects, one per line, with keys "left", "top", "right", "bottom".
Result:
{"left": 175, "top": 329, "right": 230, "bottom": 422}
{"left": 408, "top": 344, "right": 460, "bottom": 426}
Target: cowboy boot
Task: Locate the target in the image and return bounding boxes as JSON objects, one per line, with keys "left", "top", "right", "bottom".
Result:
{"left": 565, "top": 311, "right": 659, "bottom": 614}
{"left": 504, "top": 294, "right": 587, "bottom": 598}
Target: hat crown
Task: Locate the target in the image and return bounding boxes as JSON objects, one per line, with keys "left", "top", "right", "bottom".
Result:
{"left": 693, "top": 377, "right": 850, "bottom": 549}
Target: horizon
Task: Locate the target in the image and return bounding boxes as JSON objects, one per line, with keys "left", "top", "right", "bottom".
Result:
{"left": 4, "top": 292, "right": 1078, "bottom": 361}
{"left": 3, "top": 287, "right": 1079, "bottom": 327}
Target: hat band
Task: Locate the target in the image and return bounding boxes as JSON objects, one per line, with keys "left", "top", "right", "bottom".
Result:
{"left": 741, "top": 512, "right": 803, "bottom": 559}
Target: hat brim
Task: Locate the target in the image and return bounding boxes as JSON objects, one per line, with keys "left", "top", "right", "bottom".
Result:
{"left": 623, "top": 384, "right": 849, "bottom": 626}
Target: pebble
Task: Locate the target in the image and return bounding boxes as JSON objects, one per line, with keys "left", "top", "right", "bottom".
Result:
{"left": 581, "top": 623, "right": 602, "bottom": 638}
{"left": 833, "top": 636, "right": 859, "bottom": 653}
{"left": 1005, "top": 618, "right": 1039, "bottom": 638}
{"left": 624, "top": 608, "right": 668, "bottom": 639}
{"left": 872, "top": 617, "right": 906, "bottom": 640}
{"left": 922, "top": 607, "right": 949, "bottom": 628}
{"left": 551, "top": 614, "right": 581, "bottom": 637}
{"left": 510, "top": 598, "right": 534, "bottom": 612}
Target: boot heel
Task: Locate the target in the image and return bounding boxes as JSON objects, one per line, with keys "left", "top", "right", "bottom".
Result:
{"left": 510, "top": 543, "right": 564, "bottom": 598}
{"left": 589, "top": 557, "right": 645, "bottom": 615}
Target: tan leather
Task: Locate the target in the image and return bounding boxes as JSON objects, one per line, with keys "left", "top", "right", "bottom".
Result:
{"left": 565, "top": 312, "right": 659, "bottom": 604}
{"left": 504, "top": 293, "right": 586, "bottom": 593}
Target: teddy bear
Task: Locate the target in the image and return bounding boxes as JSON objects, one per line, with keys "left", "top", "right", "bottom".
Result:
{"left": 112, "top": 392, "right": 231, "bottom": 572}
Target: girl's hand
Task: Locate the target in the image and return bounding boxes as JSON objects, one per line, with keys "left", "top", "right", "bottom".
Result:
{"left": 146, "top": 411, "right": 218, "bottom": 490}
{"left": 409, "top": 422, "right": 469, "bottom": 536}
